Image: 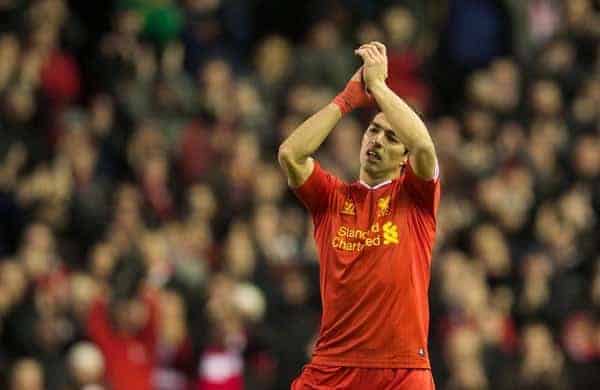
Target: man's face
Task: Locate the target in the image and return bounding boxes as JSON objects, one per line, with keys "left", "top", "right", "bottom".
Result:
{"left": 360, "top": 113, "right": 408, "bottom": 177}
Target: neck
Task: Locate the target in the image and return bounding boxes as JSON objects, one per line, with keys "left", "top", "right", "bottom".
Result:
{"left": 359, "top": 166, "right": 402, "bottom": 187}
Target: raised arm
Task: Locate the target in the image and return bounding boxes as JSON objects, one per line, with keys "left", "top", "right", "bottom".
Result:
{"left": 277, "top": 104, "right": 341, "bottom": 188}
{"left": 356, "top": 42, "right": 438, "bottom": 180}
{"left": 278, "top": 69, "right": 373, "bottom": 187}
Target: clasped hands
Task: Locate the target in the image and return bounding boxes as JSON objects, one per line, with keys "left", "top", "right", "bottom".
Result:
{"left": 333, "top": 41, "right": 388, "bottom": 115}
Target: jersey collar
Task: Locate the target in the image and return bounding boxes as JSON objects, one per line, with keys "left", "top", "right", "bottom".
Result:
{"left": 358, "top": 179, "right": 392, "bottom": 190}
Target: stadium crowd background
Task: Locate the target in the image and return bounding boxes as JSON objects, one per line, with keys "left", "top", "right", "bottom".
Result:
{"left": 0, "top": 0, "right": 598, "bottom": 389}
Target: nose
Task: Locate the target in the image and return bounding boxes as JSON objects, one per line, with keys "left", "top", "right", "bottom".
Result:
{"left": 371, "top": 132, "right": 384, "bottom": 146}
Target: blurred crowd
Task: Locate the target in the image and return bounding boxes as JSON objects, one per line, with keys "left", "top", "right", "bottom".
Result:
{"left": 0, "top": 0, "right": 598, "bottom": 389}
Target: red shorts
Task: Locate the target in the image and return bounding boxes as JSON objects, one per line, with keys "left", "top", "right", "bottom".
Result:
{"left": 291, "top": 363, "right": 435, "bottom": 390}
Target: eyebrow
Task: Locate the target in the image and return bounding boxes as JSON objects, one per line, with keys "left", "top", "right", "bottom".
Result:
{"left": 371, "top": 121, "right": 394, "bottom": 133}
{"left": 371, "top": 122, "right": 399, "bottom": 138}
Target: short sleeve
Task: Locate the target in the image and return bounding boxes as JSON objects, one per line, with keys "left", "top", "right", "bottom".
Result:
{"left": 293, "top": 161, "right": 339, "bottom": 218}
{"left": 403, "top": 161, "right": 441, "bottom": 216}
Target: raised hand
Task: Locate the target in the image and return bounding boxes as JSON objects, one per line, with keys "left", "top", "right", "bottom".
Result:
{"left": 354, "top": 41, "right": 388, "bottom": 88}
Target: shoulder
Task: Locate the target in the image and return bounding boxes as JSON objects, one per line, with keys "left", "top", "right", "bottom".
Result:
{"left": 397, "top": 162, "right": 441, "bottom": 216}
{"left": 299, "top": 161, "right": 347, "bottom": 191}
{"left": 293, "top": 161, "right": 348, "bottom": 216}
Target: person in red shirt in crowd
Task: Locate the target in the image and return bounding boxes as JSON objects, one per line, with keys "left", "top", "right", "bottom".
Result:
{"left": 278, "top": 42, "right": 440, "bottom": 389}
{"left": 86, "top": 256, "right": 158, "bottom": 390}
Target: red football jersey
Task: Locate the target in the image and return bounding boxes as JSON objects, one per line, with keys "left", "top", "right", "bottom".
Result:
{"left": 294, "top": 161, "right": 440, "bottom": 368}
{"left": 87, "top": 294, "right": 158, "bottom": 390}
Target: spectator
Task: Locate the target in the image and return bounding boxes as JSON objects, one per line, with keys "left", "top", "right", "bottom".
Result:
{"left": 86, "top": 255, "right": 158, "bottom": 390}
{"left": 518, "top": 323, "right": 572, "bottom": 389}
{"left": 9, "top": 358, "right": 44, "bottom": 390}
{"left": 65, "top": 342, "right": 106, "bottom": 389}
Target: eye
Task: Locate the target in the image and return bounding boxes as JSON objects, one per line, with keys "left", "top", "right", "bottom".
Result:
{"left": 386, "top": 132, "right": 399, "bottom": 143}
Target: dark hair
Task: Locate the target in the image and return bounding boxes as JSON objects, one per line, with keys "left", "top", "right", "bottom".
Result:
{"left": 109, "top": 252, "right": 146, "bottom": 302}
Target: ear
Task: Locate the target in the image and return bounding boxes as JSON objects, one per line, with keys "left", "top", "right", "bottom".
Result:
{"left": 399, "top": 153, "right": 409, "bottom": 168}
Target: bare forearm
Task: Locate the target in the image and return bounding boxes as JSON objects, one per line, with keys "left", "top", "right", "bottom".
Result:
{"left": 369, "top": 81, "right": 437, "bottom": 179}
{"left": 356, "top": 41, "right": 437, "bottom": 179}
{"left": 278, "top": 65, "right": 371, "bottom": 187}
{"left": 368, "top": 81, "right": 433, "bottom": 150}
{"left": 279, "top": 103, "right": 342, "bottom": 162}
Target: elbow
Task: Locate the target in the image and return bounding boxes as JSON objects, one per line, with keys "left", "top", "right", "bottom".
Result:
{"left": 411, "top": 142, "right": 438, "bottom": 179}
{"left": 408, "top": 141, "right": 434, "bottom": 165}
{"left": 278, "top": 143, "right": 309, "bottom": 170}
{"left": 277, "top": 144, "right": 293, "bottom": 167}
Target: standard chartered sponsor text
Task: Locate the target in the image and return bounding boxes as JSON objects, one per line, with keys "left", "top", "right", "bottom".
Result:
{"left": 332, "top": 222, "right": 397, "bottom": 252}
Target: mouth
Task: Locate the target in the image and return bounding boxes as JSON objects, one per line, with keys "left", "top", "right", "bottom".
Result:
{"left": 366, "top": 149, "right": 382, "bottom": 162}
